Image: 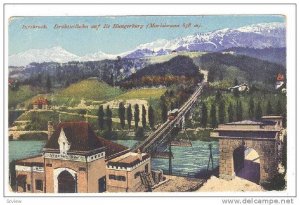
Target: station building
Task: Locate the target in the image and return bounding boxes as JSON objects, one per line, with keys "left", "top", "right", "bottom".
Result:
{"left": 14, "top": 121, "right": 151, "bottom": 193}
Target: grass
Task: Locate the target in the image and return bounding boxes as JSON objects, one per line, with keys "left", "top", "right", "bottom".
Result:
{"left": 116, "top": 88, "right": 166, "bottom": 100}
{"left": 22, "top": 79, "right": 124, "bottom": 107}
{"left": 147, "top": 51, "right": 206, "bottom": 64}
{"left": 9, "top": 85, "right": 42, "bottom": 108}
{"left": 55, "top": 79, "right": 123, "bottom": 101}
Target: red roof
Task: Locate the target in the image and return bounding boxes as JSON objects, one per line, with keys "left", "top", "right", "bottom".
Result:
{"left": 32, "top": 97, "right": 48, "bottom": 105}
{"left": 44, "top": 122, "right": 127, "bottom": 158}
{"left": 277, "top": 73, "right": 284, "bottom": 81}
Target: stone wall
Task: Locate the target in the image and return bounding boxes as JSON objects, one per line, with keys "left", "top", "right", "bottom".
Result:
{"left": 219, "top": 137, "right": 278, "bottom": 184}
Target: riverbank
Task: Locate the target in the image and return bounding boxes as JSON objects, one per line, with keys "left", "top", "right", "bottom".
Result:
{"left": 197, "top": 176, "right": 264, "bottom": 192}
{"left": 153, "top": 175, "right": 205, "bottom": 192}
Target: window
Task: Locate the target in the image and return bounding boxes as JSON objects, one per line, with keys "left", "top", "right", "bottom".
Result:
{"left": 35, "top": 180, "right": 43, "bottom": 191}
{"left": 27, "top": 184, "right": 31, "bottom": 191}
{"left": 134, "top": 172, "right": 140, "bottom": 179}
{"left": 109, "top": 175, "right": 126, "bottom": 181}
{"left": 116, "top": 176, "right": 126, "bottom": 181}
{"left": 145, "top": 164, "right": 149, "bottom": 173}
{"left": 46, "top": 163, "right": 52, "bottom": 167}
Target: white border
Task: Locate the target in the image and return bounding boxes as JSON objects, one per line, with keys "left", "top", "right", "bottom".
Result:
{"left": 1, "top": 2, "right": 297, "bottom": 202}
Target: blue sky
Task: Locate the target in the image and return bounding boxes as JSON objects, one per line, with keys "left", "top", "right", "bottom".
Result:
{"left": 9, "top": 15, "right": 285, "bottom": 56}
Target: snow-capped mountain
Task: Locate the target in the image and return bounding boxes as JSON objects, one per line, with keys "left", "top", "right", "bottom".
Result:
{"left": 9, "top": 47, "right": 79, "bottom": 67}
{"left": 79, "top": 51, "right": 117, "bottom": 62}
{"left": 9, "top": 22, "right": 285, "bottom": 66}
{"left": 124, "top": 22, "right": 285, "bottom": 58}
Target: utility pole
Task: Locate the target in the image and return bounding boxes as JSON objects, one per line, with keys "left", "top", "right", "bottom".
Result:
{"left": 169, "top": 135, "right": 172, "bottom": 175}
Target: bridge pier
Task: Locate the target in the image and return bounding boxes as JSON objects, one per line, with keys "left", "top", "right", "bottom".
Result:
{"left": 169, "top": 143, "right": 172, "bottom": 175}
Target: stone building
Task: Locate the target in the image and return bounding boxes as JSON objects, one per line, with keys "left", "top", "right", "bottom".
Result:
{"left": 211, "top": 116, "right": 284, "bottom": 184}
{"left": 14, "top": 121, "right": 151, "bottom": 193}
{"left": 106, "top": 151, "right": 151, "bottom": 192}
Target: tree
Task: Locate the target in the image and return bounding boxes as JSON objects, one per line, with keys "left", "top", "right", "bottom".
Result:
{"left": 200, "top": 103, "right": 208, "bottom": 127}
{"left": 228, "top": 102, "right": 234, "bottom": 122}
{"left": 218, "top": 100, "right": 226, "bottom": 124}
{"left": 255, "top": 102, "right": 263, "bottom": 120}
{"left": 216, "top": 90, "right": 222, "bottom": 102}
{"left": 106, "top": 106, "right": 112, "bottom": 132}
{"left": 248, "top": 97, "right": 255, "bottom": 119}
{"left": 148, "top": 105, "right": 155, "bottom": 129}
{"left": 266, "top": 100, "right": 273, "bottom": 115}
{"left": 210, "top": 103, "right": 217, "bottom": 128}
{"left": 78, "top": 109, "right": 86, "bottom": 117}
{"left": 161, "top": 101, "right": 168, "bottom": 122}
{"left": 233, "top": 78, "right": 239, "bottom": 97}
{"left": 126, "top": 104, "right": 132, "bottom": 130}
{"left": 142, "top": 105, "right": 147, "bottom": 129}
{"left": 118, "top": 102, "right": 126, "bottom": 129}
{"left": 236, "top": 101, "right": 243, "bottom": 121}
{"left": 134, "top": 104, "right": 140, "bottom": 130}
{"left": 97, "top": 105, "right": 105, "bottom": 130}
{"left": 46, "top": 75, "right": 52, "bottom": 93}
{"left": 276, "top": 100, "right": 283, "bottom": 115}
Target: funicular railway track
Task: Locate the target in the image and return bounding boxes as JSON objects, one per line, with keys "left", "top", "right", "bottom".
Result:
{"left": 132, "top": 82, "right": 206, "bottom": 154}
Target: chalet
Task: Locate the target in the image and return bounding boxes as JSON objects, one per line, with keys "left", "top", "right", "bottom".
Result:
{"left": 32, "top": 97, "right": 49, "bottom": 110}
{"left": 275, "top": 73, "right": 285, "bottom": 90}
{"left": 228, "top": 83, "right": 249, "bottom": 92}
{"left": 14, "top": 121, "right": 151, "bottom": 193}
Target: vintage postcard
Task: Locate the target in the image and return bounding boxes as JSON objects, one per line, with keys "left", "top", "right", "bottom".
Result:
{"left": 2, "top": 2, "right": 298, "bottom": 204}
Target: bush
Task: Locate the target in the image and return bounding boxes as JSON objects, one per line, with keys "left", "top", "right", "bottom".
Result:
{"left": 261, "top": 173, "right": 286, "bottom": 191}
{"left": 18, "top": 132, "right": 48, "bottom": 140}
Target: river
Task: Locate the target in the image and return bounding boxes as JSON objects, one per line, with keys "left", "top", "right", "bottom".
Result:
{"left": 9, "top": 140, "right": 219, "bottom": 177}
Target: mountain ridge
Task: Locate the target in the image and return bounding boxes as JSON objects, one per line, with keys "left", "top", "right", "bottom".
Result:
{"left": 9, "top": 22, "right": 285, "bottom": 66}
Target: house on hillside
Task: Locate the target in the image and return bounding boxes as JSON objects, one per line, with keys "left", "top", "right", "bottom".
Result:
{"left": 32, "top": 97, "right": 49, "bottom": 110}
{"left": 228, "top": 83, "right": 249, "bottom": 92}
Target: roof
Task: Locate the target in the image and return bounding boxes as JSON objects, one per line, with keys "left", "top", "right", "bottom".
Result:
{"left": 15, "top": 155, "right": 44, "bottom": 167}
{"left": 108, "top": 152, "right": 150, "bottom": 168}
{"left": 225, "top": 120, "right": 264, "bottom": 125}
{"left": 261, "top": 115, "right": 283, "bottom": 119}
{"left": 44, "top": 121, "right": 128, "bottom": 157}
{"left": 97, "top": 136, "right": 128, "bottom": 158}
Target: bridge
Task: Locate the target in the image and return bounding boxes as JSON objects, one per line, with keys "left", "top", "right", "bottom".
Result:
{"left": 131, "top": 82, "right": 206, "bottom": 155}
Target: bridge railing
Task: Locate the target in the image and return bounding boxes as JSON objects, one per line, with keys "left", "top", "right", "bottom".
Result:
{"left": 132, "top": 83, "right": 205, "bottom": 154}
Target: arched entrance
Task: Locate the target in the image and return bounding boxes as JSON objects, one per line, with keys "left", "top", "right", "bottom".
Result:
{"left": 233, "top": 146, "right": 260, "bottom": 184}
{"left": 57, "top": 170, "right": 76, "bottom": 193}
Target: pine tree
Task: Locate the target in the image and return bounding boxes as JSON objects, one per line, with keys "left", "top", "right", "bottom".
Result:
{"left": 276, "top": 100, "right": 283, "bottom": 115}
{"left": 126, "top": 104, "right": 132, "bottom": 130}
{"left": 233, "top": 78, "right": 239, "bottom": 97}
{"left": 118, "top": 102, "right": 126, "bottom": 129}
{"left": 227, "top": 102, "right": 234, "bottom": 122}
{"left": 134, "top": 104, "right": 140, "bottom": 130}
{"left": 97, "top": 105, "right": 105, "bottom": 130}
{"left": 266, "top": 100, "right": 273, "bottom": 115}
{"left": 161, "top": 102, "right": 168, "bottom": 122}
{"left": 235, "top": 101, "right": 243, "bottom": 121}
{"left": 218, "top": 100, "right": 226, "bottom": 124}
{"left": 210, "top": 103, "right": 217, "bottom": 128}
{"left": 255, "top": 102, "right": 263, "bottom": 120}
{"left": 200, "top": 103, "right": 208, "bottom": 127}
{"left": 148, "top": 105, "right": 155, "bottom": 129}
{"left": 248, "top": 97, "right": 255, "bottom": 119}
{"left": 106, "top": 106, "right": 112, "bottom": 132}
{"left": 142, "top": 105, "right": 147, "bottom": 129}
